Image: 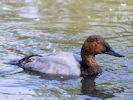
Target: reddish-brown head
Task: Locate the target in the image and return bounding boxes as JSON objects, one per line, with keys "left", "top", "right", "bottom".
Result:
{"left": 81, "top": 35, "right": 124, "bottom": 58}
{"left": 81, "top": 35, "right": 106, "bottom": 57}
{"left": 81, "top": 35, "right": 124, "bottom": 75}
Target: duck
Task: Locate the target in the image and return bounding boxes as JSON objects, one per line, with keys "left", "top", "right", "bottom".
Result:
{"left": 16, "top": 35, "right": 124, "bottom": 76}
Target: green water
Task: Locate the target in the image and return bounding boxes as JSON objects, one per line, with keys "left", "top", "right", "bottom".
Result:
{"left": 0, "top": 0, "right": 132, "bottom": 100}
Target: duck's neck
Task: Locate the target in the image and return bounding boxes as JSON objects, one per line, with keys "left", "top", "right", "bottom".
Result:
{"left": 81, "top": 55, "right": 100, "bottom": 75}
{"left": 82, "top": 55, "right": 98, "bottom": 68}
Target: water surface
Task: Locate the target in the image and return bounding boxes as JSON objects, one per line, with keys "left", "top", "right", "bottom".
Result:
{"left": 0, "top": 0, "right": 133, "bottom": 100}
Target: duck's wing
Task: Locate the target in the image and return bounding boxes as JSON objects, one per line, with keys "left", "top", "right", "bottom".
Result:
{"left": 18, "top": 52, "right": 81, "bottom": 76}
{"left": 73, "top": 53, "right": 82, "bottom": 63}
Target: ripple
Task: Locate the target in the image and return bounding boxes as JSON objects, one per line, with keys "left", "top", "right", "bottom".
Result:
{"left": 0, "top": 0, "right": 132, "bottom": 100}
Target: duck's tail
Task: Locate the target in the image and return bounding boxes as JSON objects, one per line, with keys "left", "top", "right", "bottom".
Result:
{"left": 18, "top": 55, "right": 41, "bottom": 68}
{"left": 6, "top": 55, "right": 42, "bottom": 68}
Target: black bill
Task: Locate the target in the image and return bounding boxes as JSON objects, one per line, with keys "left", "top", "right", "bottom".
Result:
{"left": 104, "top": 49, "right": 124, "bottom": 57}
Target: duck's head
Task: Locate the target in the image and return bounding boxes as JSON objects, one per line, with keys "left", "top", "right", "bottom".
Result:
{"left": 81, "top": 35, "right": 124, "bottom": 75}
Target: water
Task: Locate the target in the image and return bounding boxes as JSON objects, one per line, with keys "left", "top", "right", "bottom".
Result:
{"left": 0, "top": 0, "right": 132, "bottom": 100}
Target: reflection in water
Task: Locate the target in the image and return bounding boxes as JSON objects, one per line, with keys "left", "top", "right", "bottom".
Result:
{"left": 81, "top": 75, "right": 114, "bottom": 99}
{"left": 25, "top": 70, "right": 80, "bottom": 81}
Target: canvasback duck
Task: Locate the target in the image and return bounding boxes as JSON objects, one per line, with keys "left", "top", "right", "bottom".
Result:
{"left": 17, "top": 35, "right": 124, "bottom": 76}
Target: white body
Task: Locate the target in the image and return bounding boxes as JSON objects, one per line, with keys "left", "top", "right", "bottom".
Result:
{"left": 24, "top": 52, "right": 81, "bottom": 76}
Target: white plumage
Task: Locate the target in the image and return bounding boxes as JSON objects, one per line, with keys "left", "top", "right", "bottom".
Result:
{"left": 24, "top": 52, "right": 81, "bottom": 76}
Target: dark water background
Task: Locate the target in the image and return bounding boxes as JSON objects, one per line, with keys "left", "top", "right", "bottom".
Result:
{"left": 0, "top": 0, "right": 132, "bottom": 100}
